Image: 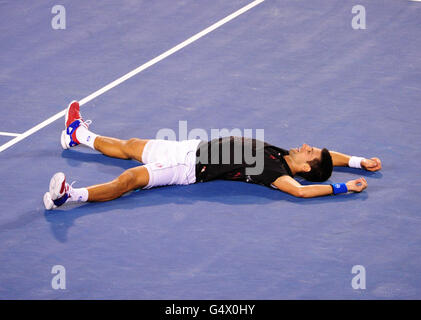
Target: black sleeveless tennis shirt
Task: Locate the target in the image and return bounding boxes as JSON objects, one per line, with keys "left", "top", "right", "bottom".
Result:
{"left": 195, "top": 136, "right": 292, "bottom": 187}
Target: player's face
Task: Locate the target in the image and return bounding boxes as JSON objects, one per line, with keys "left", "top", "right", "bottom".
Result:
{"left": 289, "top": 143, "right": 322, "bottom": 164}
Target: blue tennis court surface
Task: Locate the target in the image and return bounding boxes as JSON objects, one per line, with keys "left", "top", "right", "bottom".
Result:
{"left": 1, "top": 0, "right": 421, "bottom": 299}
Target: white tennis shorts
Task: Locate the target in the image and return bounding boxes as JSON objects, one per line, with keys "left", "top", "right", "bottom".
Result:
{"left": 142, "top": 139, "right": 202, "bottom": 189}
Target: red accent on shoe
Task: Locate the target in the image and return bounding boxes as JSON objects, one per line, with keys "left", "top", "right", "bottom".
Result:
{"left": 59, "top": 180, "right": 66, "bottom": 194}
{"left": 66, "top": 101, "right": 82, "bottom": 128}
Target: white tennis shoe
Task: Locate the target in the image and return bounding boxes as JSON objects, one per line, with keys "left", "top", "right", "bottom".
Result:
{"left": 43, "top": 172, "right": 70, "bottom": 210}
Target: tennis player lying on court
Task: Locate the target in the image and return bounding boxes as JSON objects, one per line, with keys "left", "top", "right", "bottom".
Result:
{"left": 43, "top": 101, "right": 382, "bottom": 210}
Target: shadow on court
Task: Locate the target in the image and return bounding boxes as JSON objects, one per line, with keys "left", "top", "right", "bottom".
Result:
{"left": 42, "top": 174, "right": 369, "bottom": 243}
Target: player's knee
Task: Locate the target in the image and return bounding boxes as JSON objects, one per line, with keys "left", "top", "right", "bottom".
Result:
{"left": 116, "top": 170, "right": 137, "bottom": 193}
{"left": 125, "top": 138, "right": 141, "bottom": 151}
{"left": 123, "top": 138, "right": 141, "bottom": 159}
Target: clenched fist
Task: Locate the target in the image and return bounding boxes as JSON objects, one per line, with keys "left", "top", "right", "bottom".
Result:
{"left": 346, "top": 177, "right": 368, "bottom": 192}
{"left": 361, "top": 158, "right": 382, "bottom": 172}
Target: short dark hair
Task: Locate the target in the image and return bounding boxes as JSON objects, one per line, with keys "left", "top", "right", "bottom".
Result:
{"left": 298, "top": 148, "right": 333, "bottom": 182}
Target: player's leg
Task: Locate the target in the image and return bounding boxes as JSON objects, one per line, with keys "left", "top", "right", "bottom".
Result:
{"left": 95, "top": 138, "right": 199, "bottom": 164}
{"left": 44, "top": 139, "right": 201, "bottom": 209}
{"left": 86, "top": 165, "right": 149, "bottom": 201}
{"left": 92, "top": 137, "right": 149, "bottom": 162}
{"left": 43, "top": 166, "right": 150, "bottom": 209}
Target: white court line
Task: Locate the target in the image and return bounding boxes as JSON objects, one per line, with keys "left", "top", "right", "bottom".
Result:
{"left": 0, "top": 0, "right": 264, "bottom": 153}
{"left": 0, "top": 132, "right": 21, "bottom": 137}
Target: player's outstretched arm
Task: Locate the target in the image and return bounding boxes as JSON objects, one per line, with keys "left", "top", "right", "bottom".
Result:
{"left": 272, "top": 175, "right": 367, "bottom": 198}
{"left": 329, "top": 150, "right": 382, "bottom": 172}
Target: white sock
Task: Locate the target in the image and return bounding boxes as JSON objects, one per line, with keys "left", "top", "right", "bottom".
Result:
{"left": 76, "top": 126, "right": 98, "bottom": 149}
{"left": 68, "top": 187, "right": 89, "bottom": 203}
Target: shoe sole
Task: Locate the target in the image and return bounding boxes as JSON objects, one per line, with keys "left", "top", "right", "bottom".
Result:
{"left": 49, "top": 172, "right": 66, "bottom": 200}
{"left": 43, "top": 192, "right": 55, "bottom": 210}
{"left": 44, "top": 172, "right": 67, "bottom": 210}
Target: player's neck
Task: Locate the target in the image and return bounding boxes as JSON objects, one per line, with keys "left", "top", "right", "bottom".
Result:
{"left": 283, "top": 155, "right": 298, "bottom": 176}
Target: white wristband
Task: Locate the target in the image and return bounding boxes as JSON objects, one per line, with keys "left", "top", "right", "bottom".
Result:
{"left": 349, "top": 156, "right": 365, "bottom": 169}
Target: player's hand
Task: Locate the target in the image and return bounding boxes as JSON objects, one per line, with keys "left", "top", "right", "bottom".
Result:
{"left": 346, "top": 177, "right": 367, "bottom": 193}
{"left": 361, "top": 157, "right": 382, "bottom": 171}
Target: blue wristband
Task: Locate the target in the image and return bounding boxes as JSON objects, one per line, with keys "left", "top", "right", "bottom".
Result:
{"left": 331, "top": 183, "right": 348, "bottom": 195}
